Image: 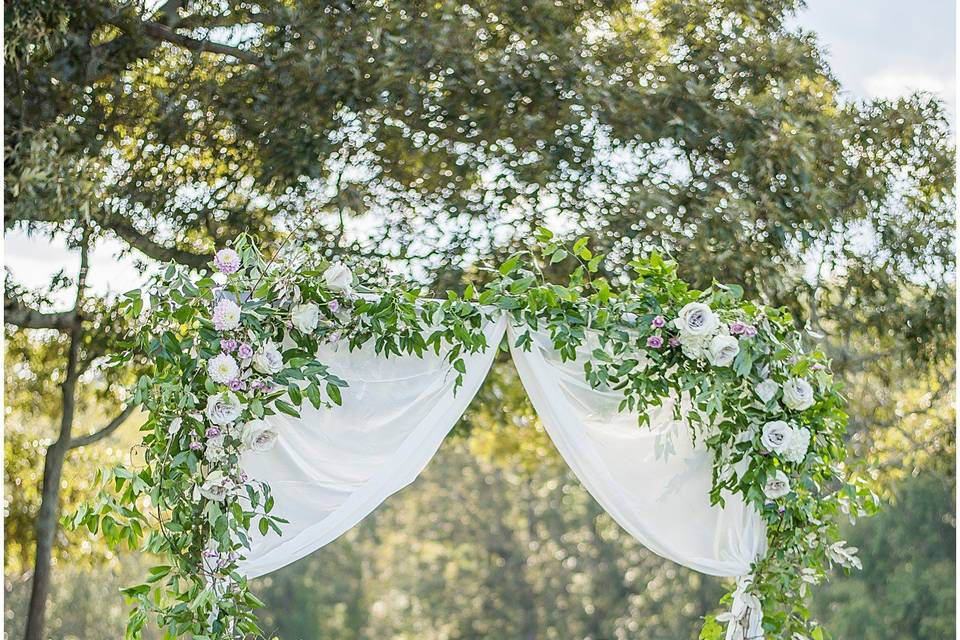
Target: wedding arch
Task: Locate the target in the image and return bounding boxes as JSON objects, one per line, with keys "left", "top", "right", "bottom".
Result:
{"left": 74, "top": 230, "right": 876, "bottom": 640}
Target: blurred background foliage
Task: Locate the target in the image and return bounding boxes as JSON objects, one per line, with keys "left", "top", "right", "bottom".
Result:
{"left": 3, "top": 0, "right": 954, "bottom": 638}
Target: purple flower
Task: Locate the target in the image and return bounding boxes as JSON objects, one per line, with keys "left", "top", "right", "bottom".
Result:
{"left": 206, "top": 427, "right": 221, "bottom": 439}
{"left": 189, "top": 441, "right": 203, "bottom": 451}
{"left": 744, "top": 325, "right": 758, "bottom": 337}
{"left": 668, "top": 336, "right": 680, "bottom": 348}
{"left": 329, "top": 331, "right": 342, "bottom": 343}
{"left": 651, "top": 315, "right": 666, "bottom": 329}
{"left": 202, "top": 549, "right": 220, "bottom": 559}
{"left": 229, "top": 379, "right": 245, "bottom": 391}
{"left": 249, "top": 379, "right": 265, "bottom": 391}
{"left": 646, "top": 335, "right": 664, "bottom": 349}
{"left": 213, "top": 248, "right": 241, "bottom": 275}
{"left": 237, "top": 343, "right": 254, "bottom": 359}
{"left": 729, "top": 321, "right": 747, "bottom": 335}
{"left": 811, "top": 363, "right": 825, "bottom": 371}
{"left": 220, "top": 338, "right": 238, "bottom": 353}
{"left": 328, "top": 299, "right": 341, "bottom": 313}
{"left": 238, "top": 471, "right": 249, "bottom": 484}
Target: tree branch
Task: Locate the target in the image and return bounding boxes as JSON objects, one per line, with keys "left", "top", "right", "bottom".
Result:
{"left": 141, "top": 21, "right": 265, "bottom": 66}
{"left": 4, "top": 296, "right": 75, "bottom": 331}
{"left": 100, "top": 217, "right": 213, "bottom": 269}
{"left": 68, "top": 403, "right": 137, "bottom": 449}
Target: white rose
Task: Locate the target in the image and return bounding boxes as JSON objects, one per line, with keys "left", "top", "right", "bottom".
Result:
{"left": 783, "top": 426, "right": 811, "bottom": 464}
{"left": 755, "top": 379, "right": 779, "bottom": 403}
{"left": 290, "top": 303, "right": 320, "bottom": 333}
{"left": 205, "top": 391, "right": 242, "bottom": 426}
{"left": 706, "top": 334, "right": 740, "bottom": 367}
{"left": 678, "top": 332, "right": 711, "bottom": 359}
{"left": 760, "top": 420, "right": 793, "bottom": 453}
{"left": 763, "top": 470, "right": 791, "bottom": 499}
{"left": 208, "top": 353, "right": 239, "bottom": 385}
{"left": 782, "top": 378, "right": 815, "bottom": 411}
{"left": 323, "top": 262, "right": 354, "bottom": 293}
{"left": 204, "top": 436, "right": 227, "bottom": 464}
{"left": 252, "top": 342, "right": 284, "bottom": 375}
{"left": 241, "top": 421, "right": 279, "bottom": 453}
{"left": 197, "top": 470, "right": 232, "bottom": 502}
{"left": 673, "top": 302, "right": 720, "bottom": 337}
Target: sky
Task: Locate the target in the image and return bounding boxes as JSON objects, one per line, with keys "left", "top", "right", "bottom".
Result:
{"left": 4, "top": 0, "right": 956, "bottom": 307}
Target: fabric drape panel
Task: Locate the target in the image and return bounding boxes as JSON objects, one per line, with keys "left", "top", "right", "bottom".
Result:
{"left": 238, "top": 315, "right": 507, "bottom": 578}
{"left": 239, "top": 313, "right": 764, "bottom": 580}
{"left": 507, "top": 324, "right": 766, "bottom": 577}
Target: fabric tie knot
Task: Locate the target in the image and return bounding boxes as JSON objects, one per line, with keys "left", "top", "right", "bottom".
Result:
{"left": 716, "top": 574, "right": 764, "bottom": 640}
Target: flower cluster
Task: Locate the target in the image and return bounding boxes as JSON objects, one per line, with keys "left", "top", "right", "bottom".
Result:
{"left": 490, "top": 229, "right": 876, "bottom": 640}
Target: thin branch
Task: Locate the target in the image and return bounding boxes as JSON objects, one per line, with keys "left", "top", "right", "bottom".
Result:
{"left": 68, "top": 403, "right": 137, "bottom": 449}
{"left": 4, "top": 296, "right": 75, "bottom": 331}
{"left": 103, "top": 218, "right": 213, "bottom": 269}
{"left": 141, "top": 21, "right": 265, "bottom": 66}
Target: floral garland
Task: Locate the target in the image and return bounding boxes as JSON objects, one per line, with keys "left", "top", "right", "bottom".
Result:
{"left": 72, "top": 231, "right": 876, "bottom": 639}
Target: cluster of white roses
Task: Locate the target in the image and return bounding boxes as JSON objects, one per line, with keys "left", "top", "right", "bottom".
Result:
{"left": 286, "top": 261, "right": 354, "bottom": 337}
{"left": 189, "top": 253, "right": 358, "bottom": 504}
{"left": 754, "top": 375, "right": 817, "bottom": 500}
{"left": 669, "top": 300, "right": 820, "bottom": 502}
{"left": 671, "top": 302, "right": 744, "bottom": 367}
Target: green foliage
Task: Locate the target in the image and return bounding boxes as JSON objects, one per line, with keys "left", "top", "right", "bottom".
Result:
{"left": 5, "top": 1, "right": 953, "bottom": 638}
{"left": 72, "top": 233, "right": 874, "bottom": 638}
{"left": 812, "top": 474, "right": 955, "bottom": 639}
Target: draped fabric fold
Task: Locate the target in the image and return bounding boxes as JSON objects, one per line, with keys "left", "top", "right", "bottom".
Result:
{"left": 238, "top": 315, "right": 507, "bottom": 578}
{"left": 507, "top": 324, "right": 766, "bottom": 577}
{"left": 239, "top": 313, "right": 765, "bottom": 584}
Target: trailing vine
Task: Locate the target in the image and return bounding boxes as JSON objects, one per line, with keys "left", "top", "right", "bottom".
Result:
{"left": 70, "top": 230, "right": 877, "bottom": 639}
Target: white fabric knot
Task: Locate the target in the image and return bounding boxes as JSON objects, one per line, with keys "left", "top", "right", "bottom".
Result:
{"left": 716, "top": 574, "right": 764, "bottom": 640}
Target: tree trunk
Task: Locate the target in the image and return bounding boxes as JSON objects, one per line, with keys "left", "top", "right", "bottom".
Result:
{"left": 23, "top": 229, "right": 88, "bottom": 640}
{"left": 23, "top": 436, "right": 72, "bottom": 640}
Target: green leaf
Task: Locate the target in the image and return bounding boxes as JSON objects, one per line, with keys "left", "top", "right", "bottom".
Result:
{"left": 326, "top": 383, "right": 342, "bottom": 406}
{"left": 698, "top": 615, "right": 723, "bottom": 640}
{"left": 499, "top": 255, "right": 520, "bottom": 276}
{"left": 273, "top": 400, "right": 299, "bottom": 417}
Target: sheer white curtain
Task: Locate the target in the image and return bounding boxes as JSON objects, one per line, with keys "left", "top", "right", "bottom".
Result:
{"left": 239, "top": 314, "right": 764, "bottom": 583}
{"left": 239, "top": 315, "right": 506, "bottom": 578}
{"left": 507, "top": 325, "right": 766, "bottom": 577}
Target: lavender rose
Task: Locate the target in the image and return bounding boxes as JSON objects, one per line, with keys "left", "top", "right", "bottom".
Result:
{"left": 241, "top": 421, "right": 279, "bottom": 453}
{"left": 763, "top": 470, "right": 791, "bottom": 499}
{"left": 205, "top": 391, "right": 242, "bottom": 425}
{"left": 706, "top": 334, "right": 740, "bottom": 367}
{"left": 673, "top": 302, "right": 720, "bottom": 337}
{"left": 252, "top": 342, "right": 284, "bottom": 375}
{"left": 782, "top": 378, "right": 815, "bottom": 411}
{"left": 760, "top": 420, "right": 793, "bottom": 453}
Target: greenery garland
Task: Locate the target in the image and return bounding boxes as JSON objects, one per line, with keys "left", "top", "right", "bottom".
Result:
{"left": 70, "top": 230, "right": 877, "bottom": 639}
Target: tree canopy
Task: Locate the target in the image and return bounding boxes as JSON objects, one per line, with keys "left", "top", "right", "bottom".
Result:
{"left": 4, "top": 1, "right": 954, "bottom": 639}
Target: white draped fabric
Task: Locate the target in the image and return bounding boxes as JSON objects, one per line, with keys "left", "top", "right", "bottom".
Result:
{"left": 238, "top": 315, "right": 765, "bottom": 583}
